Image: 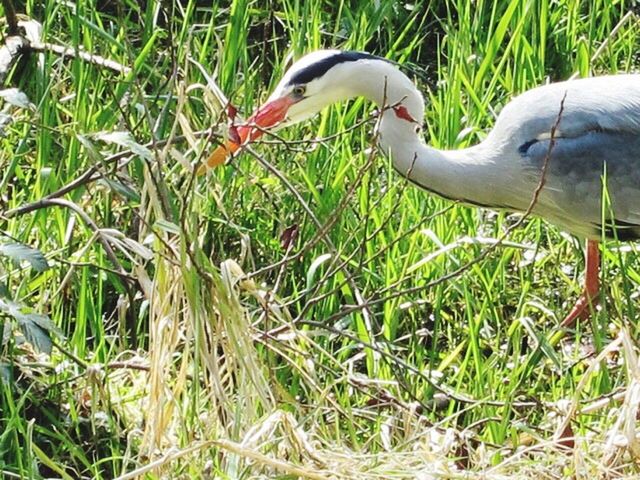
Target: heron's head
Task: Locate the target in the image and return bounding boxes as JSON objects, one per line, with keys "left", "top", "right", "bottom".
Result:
{"left": 204, "top": 50, "right": 385, "bottom": 169}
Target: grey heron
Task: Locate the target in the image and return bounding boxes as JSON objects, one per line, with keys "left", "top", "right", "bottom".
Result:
{"left": 205, "top": 50, "right": 640, "bottom": 327}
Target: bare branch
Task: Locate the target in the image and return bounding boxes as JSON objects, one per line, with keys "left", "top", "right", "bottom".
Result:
{"left": 1, "top": 0, "right": 19, "bottom": 36}
{"left": 30, "top": 41, "right": 131, "bottom": 75}
{"left": 3, "top": 129, "right": 218, "bottom": 219}
{"left": 294, "top": 93, "right": 568, "bottom": 343}
{"left": 14, "top": 197, "right": 129, "bottom": 277}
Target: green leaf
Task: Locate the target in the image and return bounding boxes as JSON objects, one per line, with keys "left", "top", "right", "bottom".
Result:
{"left": 306, "top": 253, "right": 332, "bottom": 291}
{"left": 95, "top": 131, "right": 153, "bottom": 161}
{"left": 0, "top": 362, "right": 11, "bottom": 384}
{"left": 520, "top": 316, "right": 562, "bottom": 371}
{"left": 1, "top": 319, "right": 10, "bottom": 347}
{"left": 76, "top": 133, "right": 107, "bottom": 164}
{"left": 154, "top": 219, "right": 181, "bottom": 235}
{"left": 0, "top": 242, "right": 49, "bottom": 272}
{"left": 17, "top": 314, "right": 57, "bottom": 354}
{"left": 0, "top": 299, "right": 60, "bottom": 354}
{"left": 98, "top": 178, "right": 141, "bottom": 202}
{"left": 0, "top": 88, "right": 36, "bottom": 110}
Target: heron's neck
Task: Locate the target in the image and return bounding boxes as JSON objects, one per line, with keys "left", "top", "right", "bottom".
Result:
{"left": 343, "top": 60, "right": 504, "bottom": 207}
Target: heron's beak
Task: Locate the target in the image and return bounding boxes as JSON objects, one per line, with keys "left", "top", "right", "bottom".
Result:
{"left": 202, "top": 95, "right": 296, "bottom": 172}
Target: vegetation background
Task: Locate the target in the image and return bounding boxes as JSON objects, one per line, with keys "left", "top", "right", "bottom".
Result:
{"left": 1, "top": 0, "right": 639, "bottom": 478}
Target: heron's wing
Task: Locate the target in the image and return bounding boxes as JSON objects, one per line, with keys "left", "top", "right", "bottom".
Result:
{"left": 492, "top": 75, "right": 640, "bottom": 144}
{"left": 511, "top": 84, "right": 640, "bottom": 240}
{"left": 518, "top": 126, "right": 640, "bottom": 240}
{"left": 489, "top": 75, "right": 640, "bottom": 239}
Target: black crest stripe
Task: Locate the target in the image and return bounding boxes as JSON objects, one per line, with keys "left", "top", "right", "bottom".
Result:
{"left": 288, "top": 51, "right": 386, "bottom": 85}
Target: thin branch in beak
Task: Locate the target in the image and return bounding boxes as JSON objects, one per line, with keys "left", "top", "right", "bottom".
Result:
{"left": 201, "top": 95, "right": 296, "bottom": 172}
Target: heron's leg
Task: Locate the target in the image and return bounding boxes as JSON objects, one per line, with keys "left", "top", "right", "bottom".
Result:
{"left": 560, "top": 240, "right": 601, "bottom": 328}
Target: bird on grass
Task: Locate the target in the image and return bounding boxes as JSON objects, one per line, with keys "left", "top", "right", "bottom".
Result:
{"left": 205, "top": 50, "right": 640, "bottom": 327}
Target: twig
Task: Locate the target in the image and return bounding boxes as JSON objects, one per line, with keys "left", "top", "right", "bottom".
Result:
{"left": 291, "top": 201, "right": 449, "bottom": 322}
{"left": 56, "top": 258, "right": 137, "bottom": 281}
{"left": 299, "top": 319, "right": 537, "bottom": 409}
{"left": 113, "top": 439, "right": 332, "bottom": 480}
{"left": 341, "top": 93, "right": 568, "bottom": 321}
{"left": 569, "top": 11, "right": 638, "bottom": 80}
{"left": 245, "top": 146, "right": 375, "bottom": 331}
{"left": 4, "top": 112, "right": 374, "bottom": 221}
{"left": 296, "top": 150, "right": 422, "bottom": 315}
{"left": 106, "top": 361, "right": 150, "bottom": 372}
{"left": 24, "top": 198, "right": 128, "bottom": 277}
{"left": 1, "top": 0, "right": 19, "bottom": 36}
{"left": 258, "top": 114, "right": 376, "bottom": 146}
{"left": 2, "top": 129, "right": 218, "bottom": 219}
{"left": 290, "top": 95, "right": 569, "bottom": 401}
{"left": 113, "top": 442, "right": 217, "bottom": 480}
{"left": 30, "top": 41, "right": 131, "bottom": 75}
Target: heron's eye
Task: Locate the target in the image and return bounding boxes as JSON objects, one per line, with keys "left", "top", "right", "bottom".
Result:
{"left": 292, "top": 85, "right": 306, "bottom": 96}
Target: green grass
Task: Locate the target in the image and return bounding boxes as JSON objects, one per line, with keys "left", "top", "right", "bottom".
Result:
{"left": 1, "top": 0, "right": 639, "bottom": 478}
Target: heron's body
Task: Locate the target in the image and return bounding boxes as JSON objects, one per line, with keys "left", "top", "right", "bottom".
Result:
{"left": 207, "top": 50, "right": 640, "bottom": 325}
{"left": 476, "top": 75, "right": 640, "bottom": 240}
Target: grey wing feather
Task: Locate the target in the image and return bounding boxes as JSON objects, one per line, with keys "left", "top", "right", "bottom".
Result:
{"left": 489, "top": 74, "right": 640, "bottom": 239}
{"left": 521, "top": 131, "right": 640, "bottom": 239}
{"left": 492, "top": 75, "right": 640, "bottom": 144}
